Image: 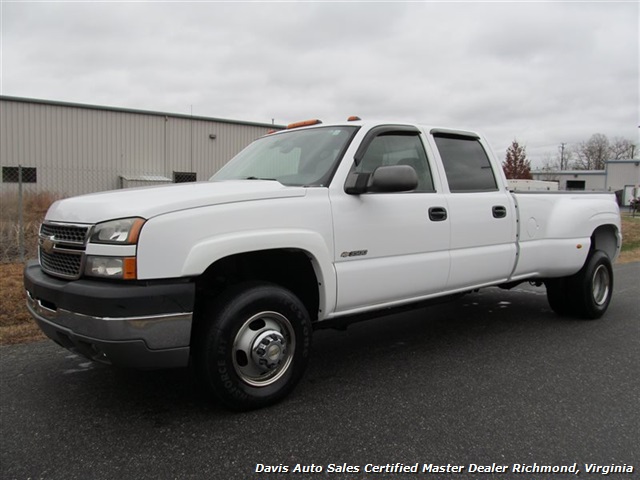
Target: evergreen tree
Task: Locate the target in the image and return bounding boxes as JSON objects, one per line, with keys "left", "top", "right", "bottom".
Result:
{"left": 503, "top": 140, "right": 532, "bottom": 179}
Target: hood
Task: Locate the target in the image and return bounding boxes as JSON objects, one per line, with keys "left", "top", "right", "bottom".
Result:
{"left": 45, "top": 180, "right": 306, "bottom": 224}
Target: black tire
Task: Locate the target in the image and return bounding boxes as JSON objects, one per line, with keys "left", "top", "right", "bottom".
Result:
{"left": 194, "top": 281, "right": 312, "bottom": 410}
{"left": 545, "top": 250, "right": 613, "bottom": 320}
{"left": 571, "top": 250, "right": 614, "bottom": 319}
{"left": 545, "top": 277, "right": 576, "bottom": 317}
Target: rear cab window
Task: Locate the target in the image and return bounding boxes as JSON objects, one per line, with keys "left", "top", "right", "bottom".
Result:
{"left": 433, "top": 133, "right": 498, "bottom": 193}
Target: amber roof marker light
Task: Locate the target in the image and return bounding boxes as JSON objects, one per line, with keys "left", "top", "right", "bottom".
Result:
{"left": 286, "top": 119, "right": 323, "bottom": 129}
{"left": 347, "top": 116, "right": 361, "bottom": 121}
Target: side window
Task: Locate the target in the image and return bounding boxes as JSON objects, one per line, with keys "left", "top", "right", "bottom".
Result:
{"left": 173, "top": 171, "right": 197, "bottom": 183}
{"left": 433, "top": 134, "right": 498, "bottom": 193}
{"left": 355, "top": 134, "right": 434, "bottom": 192}
{"left": 2, "top": 166, "right": 37, "bottom": 183}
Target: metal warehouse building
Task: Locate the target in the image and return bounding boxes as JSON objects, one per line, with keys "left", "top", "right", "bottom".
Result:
{"left": 0, "top": 96, "right": 282, "bottom": 197}
{"left": 532, "top": 162, "right": 640, "bottom": 206}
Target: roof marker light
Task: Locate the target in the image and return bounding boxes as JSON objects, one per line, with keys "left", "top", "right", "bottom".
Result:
{"left": 347, "top": 116, "right": 361, "bottom": 121}
{"left": 286, "top": 119, "right": 323, "bottom": 129}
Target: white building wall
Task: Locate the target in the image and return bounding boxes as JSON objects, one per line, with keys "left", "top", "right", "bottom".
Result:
{"left": 532, "top": 161, "right": 640, "bottom": 205}
{"left": 605, "top": 161, "right": 640, "bottom": 204}
{"left": 531, "top": 171, "right": 605, "bottom": 191}
{"left": 561, "top": 173, "right": 606, "bottom": 191}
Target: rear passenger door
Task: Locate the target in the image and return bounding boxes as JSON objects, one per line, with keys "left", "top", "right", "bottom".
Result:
{"left": 431, "top": 131, "right": 517, "bottom": 289}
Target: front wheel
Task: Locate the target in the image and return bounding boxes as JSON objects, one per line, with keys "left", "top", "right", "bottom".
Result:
{"left": 194, "top": 282, "right": 312, "bottom": 410}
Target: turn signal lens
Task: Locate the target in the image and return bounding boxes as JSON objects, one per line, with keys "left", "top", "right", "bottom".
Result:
{"left": 123, "top": 258, "right": 137, "bottom": 279}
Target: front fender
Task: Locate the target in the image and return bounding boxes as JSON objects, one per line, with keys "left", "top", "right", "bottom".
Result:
{"left": 182, "top": 229, "right": 336, "bottom": 319}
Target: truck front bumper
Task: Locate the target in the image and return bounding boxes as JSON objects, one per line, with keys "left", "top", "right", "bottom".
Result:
{"left": 23, "top": 261, "right": 195, "bottom": 369}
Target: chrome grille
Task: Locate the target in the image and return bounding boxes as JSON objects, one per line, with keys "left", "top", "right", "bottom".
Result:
{"left": 39, "top": 222, "right": 91, "bottom": 279}
{"left": 40, "top": 250, "right": 84, "bottom": 278}
{"left": 40, "top": 223, "right": 89, "bottom": 244}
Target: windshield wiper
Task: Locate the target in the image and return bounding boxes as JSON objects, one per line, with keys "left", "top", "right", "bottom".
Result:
{"left": 243, "top": 176, "right": 278, "bottom": 181}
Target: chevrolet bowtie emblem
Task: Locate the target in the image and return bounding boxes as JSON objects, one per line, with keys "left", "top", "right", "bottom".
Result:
{"left": 41, "top": 236, "right": 55, "bottom": 254}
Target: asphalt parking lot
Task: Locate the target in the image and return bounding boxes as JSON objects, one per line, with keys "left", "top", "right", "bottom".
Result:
{"left": 1, "top": 262, "right": 638, "bottom": 480}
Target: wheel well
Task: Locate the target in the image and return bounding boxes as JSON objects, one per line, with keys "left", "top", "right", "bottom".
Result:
{"left": 591, "top": 224, "right": 619, "bottom": 260}
{"left": 194, "top": 249, "right": 320, "bottom": 325}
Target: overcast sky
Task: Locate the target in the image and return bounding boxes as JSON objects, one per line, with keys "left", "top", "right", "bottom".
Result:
{"left": 1, "top": 1, "right": 638, "bottom": 167}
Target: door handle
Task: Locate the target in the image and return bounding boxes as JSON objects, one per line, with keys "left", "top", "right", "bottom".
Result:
{"left": 429, "top": 207, "right": 448, "bottom": 222}
{"left": 492, "top": 206, "right": 507, "bottom": 218}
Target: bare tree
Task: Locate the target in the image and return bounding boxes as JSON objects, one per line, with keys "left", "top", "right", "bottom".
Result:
{"left": 503, "top": 140, "right": 532, "bottom": 179}
{"left": 572, "top": 133, "right": 610, "bottom": 170}
{"left": 557, "top": 144, "right": 573, "bottom": 170}
{"left": 542, "top": 134, "right": 636, "bottom": 172}
{"left": 538, "top": 153, "right": 560, "bottom": 181}
{"left": 609, "top": 136, "right": 636, "bottom": 160}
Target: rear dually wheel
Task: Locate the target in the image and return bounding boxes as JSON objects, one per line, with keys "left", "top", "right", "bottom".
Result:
{"left": 545, "top": 250, "right": 613, "bottom": 320}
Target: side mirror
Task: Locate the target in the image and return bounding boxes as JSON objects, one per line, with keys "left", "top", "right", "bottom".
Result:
{"left": 345, "top": 165, "right": 418, "bottom": 195}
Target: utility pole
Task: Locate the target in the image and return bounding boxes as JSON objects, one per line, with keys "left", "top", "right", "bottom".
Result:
{"left": 560, "top": 143, "right": 566, "bottom": 170}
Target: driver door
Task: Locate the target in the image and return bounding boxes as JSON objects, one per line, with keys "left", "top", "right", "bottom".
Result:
{"left": 330, "top": 126, "right": 451, "bottom": 314}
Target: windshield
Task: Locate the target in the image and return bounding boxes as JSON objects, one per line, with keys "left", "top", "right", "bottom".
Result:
{"left": 211, "top": 126, "right": 358, "bottom": 187}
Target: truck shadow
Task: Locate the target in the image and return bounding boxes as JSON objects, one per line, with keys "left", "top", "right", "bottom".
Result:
{"left": 46, "top": 285, "right": 584, "bottom": 418}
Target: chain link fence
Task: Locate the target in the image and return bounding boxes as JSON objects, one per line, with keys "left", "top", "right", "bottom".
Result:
{"left": 0, "top": 165, "right": 201, "bottom": 264}
{"left": 1, "top": 166, "right": 46, "bottom": 263}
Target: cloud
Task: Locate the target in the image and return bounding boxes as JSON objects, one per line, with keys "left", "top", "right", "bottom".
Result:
{"left": 1, "top": 1, "right": 637, "bottom": 166}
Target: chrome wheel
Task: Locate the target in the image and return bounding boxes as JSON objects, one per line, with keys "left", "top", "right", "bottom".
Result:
{"left": 592, "top": 264, "right": 610, "bottom": 306}
{"left": 232, "top": 311, "right": 295, "bottom": 387}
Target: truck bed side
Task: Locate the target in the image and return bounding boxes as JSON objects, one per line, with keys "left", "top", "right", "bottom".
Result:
{"left": 510, "top": 191, "right": 621, "bottom": 280}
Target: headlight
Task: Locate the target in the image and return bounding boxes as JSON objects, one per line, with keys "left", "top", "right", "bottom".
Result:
{"left": 86, "top": 217, "right": 144, "bottom": 280}
{"left": 89, "top": 218, "right": 145, "bottom": 245}
{"left": 85, "top": 256, "right": 137, "bottom": 280}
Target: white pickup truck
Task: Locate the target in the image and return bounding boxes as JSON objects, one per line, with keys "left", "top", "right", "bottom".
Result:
{"left": 24, "top": 118, "right": 621, "bottom": 410}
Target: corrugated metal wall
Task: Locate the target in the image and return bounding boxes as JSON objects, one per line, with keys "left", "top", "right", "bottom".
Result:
{"left": 0, "top": 97, "right": 279, "bottom": 197}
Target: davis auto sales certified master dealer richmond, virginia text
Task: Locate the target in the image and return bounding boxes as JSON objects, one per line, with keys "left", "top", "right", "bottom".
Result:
{"left": 254, "top": 462, "right": 634, "bottom": 475}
